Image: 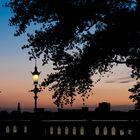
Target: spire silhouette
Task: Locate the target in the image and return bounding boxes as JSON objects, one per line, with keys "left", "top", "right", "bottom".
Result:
{"left": 17, "top": 102, "right": 21, "bottom": 113}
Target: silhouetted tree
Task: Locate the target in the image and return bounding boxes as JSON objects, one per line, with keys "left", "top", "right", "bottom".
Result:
{"left": 129, "top": 82, "right": 140, "bottom": 110}
{"left": 6, "top": 0, "right": 140, "bottom": 107}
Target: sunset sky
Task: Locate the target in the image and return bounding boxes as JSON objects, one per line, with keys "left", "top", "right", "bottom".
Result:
{"left": 0, "top": 0, "right": 136, "bottom": 112}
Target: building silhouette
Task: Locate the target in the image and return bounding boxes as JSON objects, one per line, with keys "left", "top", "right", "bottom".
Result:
{"left": 95, "top": 102, "right": 111, "bottom": 112}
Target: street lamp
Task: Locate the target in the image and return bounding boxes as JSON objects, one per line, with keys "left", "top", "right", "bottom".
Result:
{"left": 31, "top": 61, "right": 41, "bottom": 113}
{"left": 32, "top": 64, "right": 40, "bottom": 85}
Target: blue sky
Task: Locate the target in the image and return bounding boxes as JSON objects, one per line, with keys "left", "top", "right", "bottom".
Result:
{"left": 0, "top": 0, "right": 48, "bottom": 111}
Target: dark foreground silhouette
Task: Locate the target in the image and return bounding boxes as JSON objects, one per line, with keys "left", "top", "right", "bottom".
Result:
{"left": 0, "top": 108, "right": 140, "bottom": 140}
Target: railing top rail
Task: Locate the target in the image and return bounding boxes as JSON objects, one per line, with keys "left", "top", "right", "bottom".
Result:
{"left": 0, "top": 119, "right": 139, "bottom": 122}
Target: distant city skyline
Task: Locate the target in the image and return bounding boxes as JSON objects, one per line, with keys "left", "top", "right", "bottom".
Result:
{"left": 0, "top": 0, "right": 136, "bottom": 111}
{"left": 0, "top": 101, "right": 135, "bottom": 113}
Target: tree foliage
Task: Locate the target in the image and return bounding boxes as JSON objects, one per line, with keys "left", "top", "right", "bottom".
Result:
{"left": 7, "top": 0, "right": 140, "bottom": 107}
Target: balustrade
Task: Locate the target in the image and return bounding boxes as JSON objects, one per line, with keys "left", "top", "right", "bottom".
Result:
{"left": 0, "top": 119, "right": 137, "bottom": 138}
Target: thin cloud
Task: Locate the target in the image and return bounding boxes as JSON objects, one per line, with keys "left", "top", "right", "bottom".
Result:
{"left": 119, "top": 80, "right": 133, "bottom": 83}
{"left": 117, "top": 76, "right": 134, "bottom": 83}
{"left": 105, "top": 76, "right": 134, "bottom": 84}
{"left": 105, "top": 80, "right": 116, "bottom": 83}
{"left": 117, "top": 76, "right": 132, "bottom": 80}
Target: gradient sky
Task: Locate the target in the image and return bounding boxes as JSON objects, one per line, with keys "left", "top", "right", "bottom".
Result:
{"left": 0, "top": 0, "right": 136, "bottom": 112}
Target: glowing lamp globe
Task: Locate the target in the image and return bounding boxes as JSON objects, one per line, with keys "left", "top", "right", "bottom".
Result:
{"left": 32, "top": 65, "right": 40, "bottom": 84}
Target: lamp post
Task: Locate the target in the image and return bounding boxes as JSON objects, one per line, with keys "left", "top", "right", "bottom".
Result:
{"left": 31, "top": 61, "right": 41, "bottom": 113}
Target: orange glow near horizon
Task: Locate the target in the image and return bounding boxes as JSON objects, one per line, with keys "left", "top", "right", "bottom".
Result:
{"left": 0, "top": 64, "right": 136, "bottom": 111}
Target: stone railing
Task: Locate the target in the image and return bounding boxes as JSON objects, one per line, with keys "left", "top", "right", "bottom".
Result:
{"left": 0, "top": 119, "right": 139, "bottom": 139}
